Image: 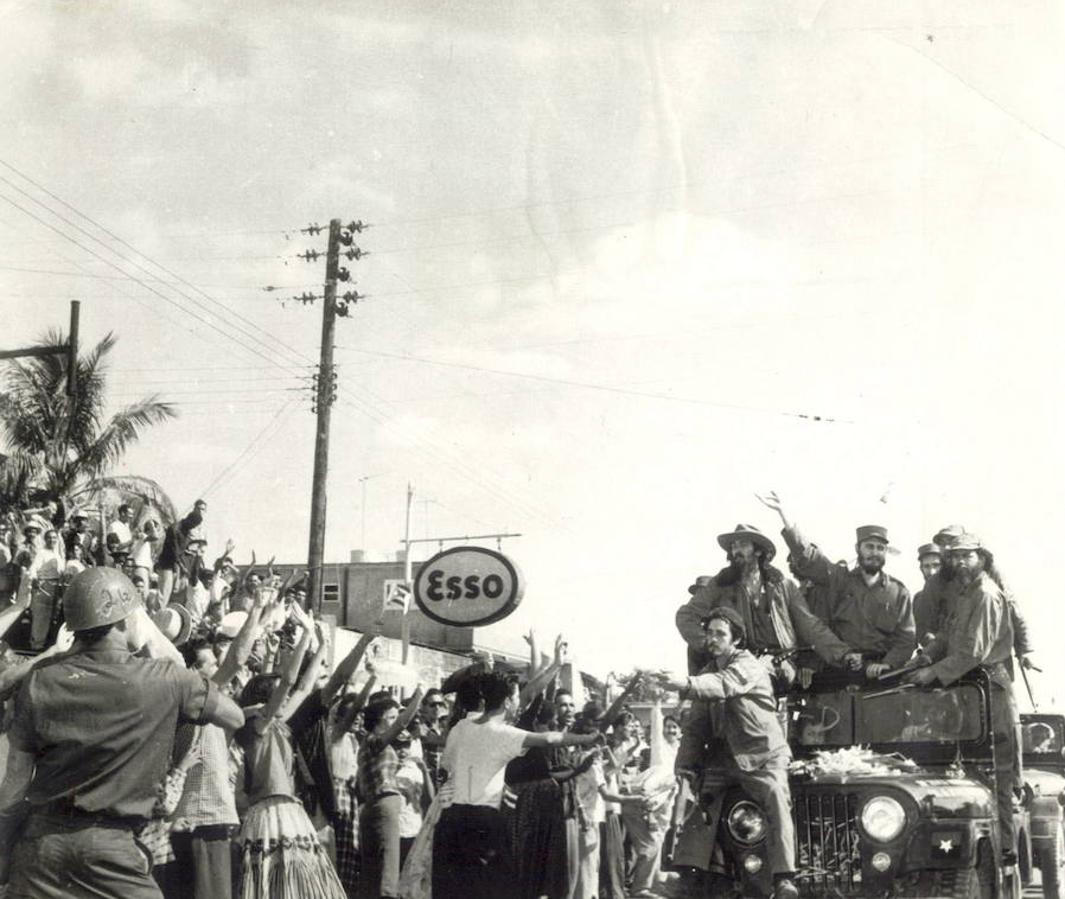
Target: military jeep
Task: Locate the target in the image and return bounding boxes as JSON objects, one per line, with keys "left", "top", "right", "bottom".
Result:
{"left": 1021, "top": 713, "right": 1065, "bottom": 899}
{"left": 698, "top": 669, "right": 1028, "bottom": 898}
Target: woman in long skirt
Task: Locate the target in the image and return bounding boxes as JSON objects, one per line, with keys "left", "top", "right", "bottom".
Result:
{"left": 236, "top": 613, "right": 347, "bottom": 899}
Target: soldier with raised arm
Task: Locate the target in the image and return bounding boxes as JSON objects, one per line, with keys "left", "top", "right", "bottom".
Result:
{"left": 758, "top": 492, "right": 915, "bottom": 679}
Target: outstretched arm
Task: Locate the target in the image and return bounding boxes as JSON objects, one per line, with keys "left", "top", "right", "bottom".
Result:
{"left": 380, "top": 686, "right": 426, "bottom": 746}
{"left": 256, "top": 622, "right": 312, "bottom": 735}
{"left": 332, "top": 674, "right": 378, "bottom": 737}
{"left": 321, "top": 628, "right": 377, "bottom": 706}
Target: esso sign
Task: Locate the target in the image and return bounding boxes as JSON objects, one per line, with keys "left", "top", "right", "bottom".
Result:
{"left": 414, "top": 546, "right": 524, "bottom": 627}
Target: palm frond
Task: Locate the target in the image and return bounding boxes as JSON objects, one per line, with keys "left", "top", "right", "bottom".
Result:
{"left": 76, "top": 397, "right": 178, "bottom": 480}
{"left": 86, "top": 475, "right": 178, "bottom": 525}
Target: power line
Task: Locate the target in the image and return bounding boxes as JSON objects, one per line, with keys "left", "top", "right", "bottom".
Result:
{"left": 336, "top": 345, "right": 854, "bottom": 424}
{"left": 198, "top": 399, "right": 299, "bottom": 498}
{"left": 0, "top": 177, "right": 308, "bottom": 378}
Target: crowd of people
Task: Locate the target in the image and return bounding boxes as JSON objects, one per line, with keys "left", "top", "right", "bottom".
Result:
{"left": 0, "top": 489, "right": 1038, "bottom": 899}
{"left": 0, "top": 499, "right": 695, "bottom": 899}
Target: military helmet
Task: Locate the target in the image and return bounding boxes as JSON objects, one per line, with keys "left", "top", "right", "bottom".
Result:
{"left": 63, "top": 567, "right": 142, "bottom": 632}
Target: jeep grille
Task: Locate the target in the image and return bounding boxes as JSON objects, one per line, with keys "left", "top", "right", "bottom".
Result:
{"left": 795, "top": 791, "right": 862, "bottom": 894}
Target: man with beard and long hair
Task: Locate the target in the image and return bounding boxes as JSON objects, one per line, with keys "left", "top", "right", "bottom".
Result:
{"left": 906, "top": 533, "right": 1021, "bottom": 867}
{"left": 675, "top": 522, "right": 849, "bottom": 678}
{"left": 916, "top": 525, "right": 1033, "bottom": 668}
{"left": 759, "top": 492, "right": 915, "bottom": 679}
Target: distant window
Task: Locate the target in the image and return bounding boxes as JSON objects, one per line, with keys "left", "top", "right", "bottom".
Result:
{"left": 323, "top": 583, "right": 340, "bottom": 604}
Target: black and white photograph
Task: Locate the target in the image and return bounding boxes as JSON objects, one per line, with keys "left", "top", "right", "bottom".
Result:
{"left": 1, "top": 2, "right": 1063, "bottom": 898}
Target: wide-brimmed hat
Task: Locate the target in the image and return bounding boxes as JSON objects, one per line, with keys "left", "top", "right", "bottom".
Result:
{"left": 152, "top": 603, "right": 192, "bottom": 646}
{"left": 717, "top": 524, "right": 776, "bottom": 561}
{"left": 22, "top": 516, "right": 48, "bottom": 534}
{"left": 917, "top": 543, "right": 941, "bottom": 560}
{"left": 687, "top": 575, "right": 713, "bottom": 595}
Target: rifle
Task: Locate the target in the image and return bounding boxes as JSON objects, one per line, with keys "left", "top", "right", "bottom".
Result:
{"left": 756, "top": 645, "right": 813, "bottom": 664}
{"left": 876, "top": 654, "right": 931, "bottom": 682}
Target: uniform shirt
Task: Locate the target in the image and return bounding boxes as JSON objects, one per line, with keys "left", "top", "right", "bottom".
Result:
{"left": 926, "top": 571, "right": 1014, "bottom": 688}
{"left": 678, "top": 647, "right": 789, "bottom": 773}
{"left": 783, "top": 525, "right": 916, "bottom": 669}
{"left": 9, "top": 650, "right": 217, "bottom": 819}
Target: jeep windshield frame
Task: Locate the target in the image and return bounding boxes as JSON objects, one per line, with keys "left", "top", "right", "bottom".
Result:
{"left": 788, "top": 668, "right": 994, "bottom": 765}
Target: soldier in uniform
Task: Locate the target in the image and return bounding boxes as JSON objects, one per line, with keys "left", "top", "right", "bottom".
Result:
{"left": 666, "top": 607, "right": 799, "bottom": 899}
{"left": 0, "top": 567, "right": 245, "bottom": 898}
{"left": 912, "top": 543, "right": 943, "bottom": 643}
{"left": 759, "top": 492, "right": 915, "bottom": 679}
{"left": 907, "top": 533, "right": 1020, "bottom": 867}
{"left": 676, "top": 524, "right": 850, "bottom": 680}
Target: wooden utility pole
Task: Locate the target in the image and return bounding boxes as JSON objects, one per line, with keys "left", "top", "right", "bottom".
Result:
{"left": 306, "top": 220, "right": 341, "bottom": 613}
{"left": 0, "top": 300, "right": 80, "bottom": 395}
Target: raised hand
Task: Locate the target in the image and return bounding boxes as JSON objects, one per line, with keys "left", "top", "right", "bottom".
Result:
{"left": 755, "top": 491, "right": 784, "bottom": 516}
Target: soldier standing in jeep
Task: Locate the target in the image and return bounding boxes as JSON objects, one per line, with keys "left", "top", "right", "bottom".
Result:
{"left": 757, "top": 492, "right": 916, "bottom": 680}
{"left": 665, "top": 606, "right": 799, "bottom": 899}
{"left": 906, "top": 532, "right": 1021, "bottom": 869}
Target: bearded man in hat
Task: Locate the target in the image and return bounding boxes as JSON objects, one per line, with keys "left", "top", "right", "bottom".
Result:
{"left": 916, "top": 526, "right": 1033, "bottom": 667}
{"left": 0, "top": 567, "right": 244, "bottom": 898}
{"left": 676, "top": 523, "right": 849, "bottom": 677}
{"left": 906, "top": 533, "right": 1021, "bottom": 867}
{"left": 666, "top": 606, "right": 799, "bottom": 899}
{"left": 759, "top": 492, "right": 915, "bottom": 679}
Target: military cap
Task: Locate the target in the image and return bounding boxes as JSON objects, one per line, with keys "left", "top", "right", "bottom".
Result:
{"left": 917, "top": 543, "right": 941, "bottom": 560}
{"left": 856, "top": 525, "right": 889, "bottom": 544}
{"left": 948, "top": 532, "right": 985, "bottom": 552}
{"left": 700, "top": 605, "right": 747, "bottom": 640}
{"left": 933, "top": 524, "right": 966, "bottom": 548}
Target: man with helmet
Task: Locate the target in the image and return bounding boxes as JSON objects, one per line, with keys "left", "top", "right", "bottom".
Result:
{"left": 0, "top": 567, "right": 245, "bottom": 898}
{"left": 665, "top": 606, "right": 798, "bottom": 899}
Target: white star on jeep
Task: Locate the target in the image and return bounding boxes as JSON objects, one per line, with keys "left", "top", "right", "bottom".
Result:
{"left": 938, "top": 839, "right": 954, "bottom": 854}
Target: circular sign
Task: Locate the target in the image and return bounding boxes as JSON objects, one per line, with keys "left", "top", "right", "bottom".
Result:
{"left": 414, "top": 546, "right": 524, "bottom": 627}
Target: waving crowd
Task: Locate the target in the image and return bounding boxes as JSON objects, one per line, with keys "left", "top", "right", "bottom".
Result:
{"left": 0, "top": 498, "right": 699, "bottom": 899}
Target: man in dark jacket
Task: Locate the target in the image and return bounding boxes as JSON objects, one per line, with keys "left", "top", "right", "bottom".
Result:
{"left": 676, "top": 524, "right": 849, "bottom": 679}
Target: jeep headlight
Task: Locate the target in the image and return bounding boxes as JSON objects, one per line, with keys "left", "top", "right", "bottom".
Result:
{"left": 860, "top": 795, "right": 906, "bottom": 842}
{"left": 727, "top": 800, "right": 767, "bottom": 845}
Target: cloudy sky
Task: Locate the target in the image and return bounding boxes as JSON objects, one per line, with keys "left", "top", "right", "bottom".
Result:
{"left": 3, "top": 1, "right": 1064, "bottom": 690}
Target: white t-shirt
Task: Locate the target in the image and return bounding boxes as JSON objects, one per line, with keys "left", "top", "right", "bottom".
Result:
{"left": 107, "top": 520, "right": 132, "bottom": 547}
{"left": 440, "top": 717, "right": 528, "bottom": 808}
{"left": 577, "top": 757, "right": 607, "bottom": 825}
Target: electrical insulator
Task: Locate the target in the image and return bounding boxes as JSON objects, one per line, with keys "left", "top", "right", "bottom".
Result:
{"left": 301, "top": 223, "right": 324, "bottom": 235}
{"left": 338, "top": 229, "right": 353, "bottom": 247}
{"left": 337, "top": 267, "right": 351, "bottom": 282}
{"left": 298, "top": 249, "right": 321, "bottom": 262}
{"left": 341, "top": 290, "right": 363, "bottom": 304}
{"left": 335, "top": 301, "right": 350, "bottom": 318}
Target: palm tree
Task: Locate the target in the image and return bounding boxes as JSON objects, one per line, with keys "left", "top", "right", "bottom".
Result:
{"left": 0, "top": 328, "right": 178, "bottom": 515}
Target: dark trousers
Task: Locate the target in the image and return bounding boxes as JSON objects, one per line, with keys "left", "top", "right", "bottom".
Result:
{"left": 8, "top": 815, "right": 161, "bottom": 899}
{"left": 433, "top": 804, "right": 513, "bottom": 899}
{"left": 170, "top": 825, "right": 234, "bottom": 899}
{"left": 359, "top": 794, "right": 402, "bottom": 899}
